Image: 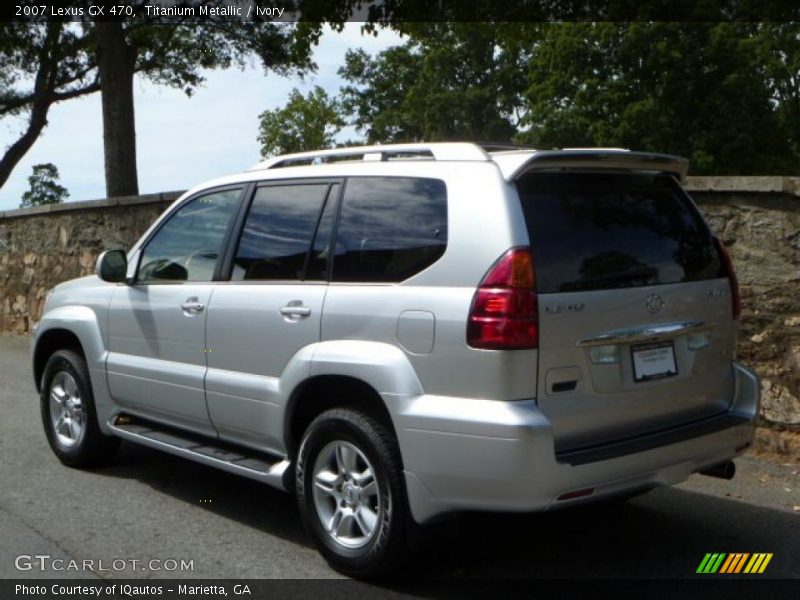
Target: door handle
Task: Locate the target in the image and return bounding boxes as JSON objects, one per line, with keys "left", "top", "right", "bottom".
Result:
{"left": 280, "top": 302, "right": 311, "bottom": 319}
{"left": 180, "top": 297, "right": 205, "bottom": 314}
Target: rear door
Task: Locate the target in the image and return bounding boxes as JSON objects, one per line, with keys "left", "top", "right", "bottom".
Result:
{"left": 516, "top": 172, "right": 736, "bottom": 453}
{"left": 204, "top": 181, "right": 338, "bottom": 452}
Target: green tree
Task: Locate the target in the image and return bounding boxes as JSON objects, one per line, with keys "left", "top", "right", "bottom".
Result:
{"left": 0, "top": 22, "right": 99, "bottom": 190}
{"left": 343, "top": 21, "right": 800, "bottom": 174}
{"left": 91, "top": 13, "right": 319, "bottom": 196}
{"left": 338, "top": 23, "right": 530, "bottom": 144}
{"left": 518, "top": 23, "right": 798, "bottom": 174}
{"left": 338, "top": 46, "right": 423, "bottom": 143}
{"left": 2, "top": 1, "right": 323, "bottom": 196}
{"left": 258, "top": 86, "right": 345, "bottom": 156}
{"left": 756, "top": 23, "right": 800, "bottom": 167}
{"left": 20, "top": 163, "right": 69, "bottom": 208}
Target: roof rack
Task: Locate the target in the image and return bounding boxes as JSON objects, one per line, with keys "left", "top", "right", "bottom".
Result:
{"left": 248, "top": 142, "right": 490, "bottom": 171}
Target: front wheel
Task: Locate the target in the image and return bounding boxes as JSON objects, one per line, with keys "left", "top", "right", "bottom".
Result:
{"left": 296, "top": 408, "right": 410, "bottom": 578}
{"left": 40, "top": 349, "right": 119, "bottom": 467}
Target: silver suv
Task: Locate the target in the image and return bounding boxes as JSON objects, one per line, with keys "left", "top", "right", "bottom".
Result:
{"left": 32, "top": 143, "right": 759, "bottom": 576}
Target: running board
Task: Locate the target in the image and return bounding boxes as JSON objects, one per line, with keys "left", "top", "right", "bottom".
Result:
{"left": 108, "top": 416, "right": 289, "bottom": 492}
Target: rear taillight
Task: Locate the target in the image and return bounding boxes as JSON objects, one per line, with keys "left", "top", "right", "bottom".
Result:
{"left": 467, "top": 248, "right": 538, "bottom": 349}
{"left": 713, "top": 237, "right": 741, "bottom": 320}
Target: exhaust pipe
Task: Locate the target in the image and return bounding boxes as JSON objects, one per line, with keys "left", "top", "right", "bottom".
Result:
{"left": 699, "top": 460, "right": 736, "bottom": 480}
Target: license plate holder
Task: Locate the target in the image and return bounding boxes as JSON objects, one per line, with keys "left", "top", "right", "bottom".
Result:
{"left": 631, "top": 340, "right": 678, "bottom": 382}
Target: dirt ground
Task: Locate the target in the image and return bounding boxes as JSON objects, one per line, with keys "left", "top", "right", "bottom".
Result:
{"left": 751, "top": 427, "right": 800, "bottom": 465}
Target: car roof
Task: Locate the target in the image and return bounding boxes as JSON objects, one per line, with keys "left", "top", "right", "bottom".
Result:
{"left": 192, "top": 143, "right": 688, "bottom": 194}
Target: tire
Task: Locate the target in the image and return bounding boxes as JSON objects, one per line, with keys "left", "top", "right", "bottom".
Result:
{"left": 296, "top": 407, "right": 409, "bottom": 578}
{"left": 40, "top": 349, "right": 119, "bottom": 468}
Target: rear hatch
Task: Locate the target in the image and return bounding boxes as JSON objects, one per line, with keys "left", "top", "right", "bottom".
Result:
{"left": 515, "top": 170, "right": 737, "bottom": 454}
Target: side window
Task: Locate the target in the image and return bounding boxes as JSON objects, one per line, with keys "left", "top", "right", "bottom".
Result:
{"left": 305, "top": 184, "right": 339, "bottom": 280}
{"left": 333, "top": 177, "right": 447, "bottom": 283}
{"left": 231, "top": 183, "right": 331, "bottom": 281}
{"left": 137, "top": 188, "right": 241, "bottom": 283}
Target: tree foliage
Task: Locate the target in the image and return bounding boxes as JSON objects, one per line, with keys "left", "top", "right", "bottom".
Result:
{"left": 1, "top": 2, "right": 323, "bottom": 196}
{"left": 756, "top": 23, "right": 800, "bottom": 164}
{"left": 90, "top": 13, "right": 320, "bottom": 196}
{"left": 519, "top": 22, "right": 797, "bottom": 174}
{"left": 340, "top": 22, "right": 800, "bottom": 175}
{"left": 339, "top": 23, "right": 529, "bottom": 144}
{"left": 258, "top": 86, "right": 345, "bottom": 156}
{"left": 0, "top": 22, "right": 99, "bottom": 190}
{"left": 20, "top": 163, "right": 68, "bottom": 208}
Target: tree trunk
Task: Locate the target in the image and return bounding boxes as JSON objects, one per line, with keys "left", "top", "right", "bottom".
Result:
{"left": 0, "top": 99, "right": 51, "bottom": 191}
{"left": 0, "top": 23, "right": 61, "bottom": 190}
{"left": 95, "top": 21, "right": 139, "bottom": 197}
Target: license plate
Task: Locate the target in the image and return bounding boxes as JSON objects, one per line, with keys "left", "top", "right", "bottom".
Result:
{"left": 631, "top": 341, "right": 678, "bottom": 382}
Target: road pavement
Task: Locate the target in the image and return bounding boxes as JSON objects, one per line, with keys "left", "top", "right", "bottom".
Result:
{"left": 1, "top": 335, "right": 798, "bottom": 582}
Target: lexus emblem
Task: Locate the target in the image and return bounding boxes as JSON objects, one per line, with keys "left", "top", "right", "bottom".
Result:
{"left": 645, "top": 293, "right": 665, "bottom": 313}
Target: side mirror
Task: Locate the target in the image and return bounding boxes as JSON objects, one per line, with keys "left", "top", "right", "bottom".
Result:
{"left": 96, "top": 249, "right": 128, "bottom": 283}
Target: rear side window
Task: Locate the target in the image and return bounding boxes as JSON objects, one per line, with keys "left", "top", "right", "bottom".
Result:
{"left": 333, "top": 177, "right": 448, "bottom": 283}
{"left": 517, "top": 173, "right": 723, "bottom": 293}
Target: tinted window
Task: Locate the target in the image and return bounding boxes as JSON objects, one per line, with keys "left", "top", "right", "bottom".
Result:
{"left": 517, "top": 173, "right": 723, "bottom": 293}
{"left": 232, "top": 184, "right": 330, "bottom": 281}
{"left": 333, "top": 177, "right": 447, "bottom": 282}
{"left": 305, "top": 184, "right": 339, "bottom": 280}
{"left": 138, "top": 188, "right": 241, "bottom": 283}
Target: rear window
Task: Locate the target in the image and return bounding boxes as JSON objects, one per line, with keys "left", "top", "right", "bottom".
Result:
{"left": 516, "top": 172, "right": 723, "bottom": 293}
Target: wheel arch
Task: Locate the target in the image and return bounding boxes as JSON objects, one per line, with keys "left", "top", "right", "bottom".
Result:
{"left": 33, "top": 306, "right": 107, "bottom": 397}
{"left": 282, "top": 340, "right": 424, "bottom": 458}
{"left": 284, "top": 375, "right": 397, "bottom": 458}
{"left": 33, "top": 329, "right": 87, "bottom": 392}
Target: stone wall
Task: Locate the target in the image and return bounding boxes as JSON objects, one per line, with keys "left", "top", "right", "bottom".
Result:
{"left": 0, "top": 179, "right": 798, "bottom": 427}
{"left": 0, "top": 192, "right": 181, "bottom": 333}
{"left": 685, "top": 178, "right": 800, "bottom": 428}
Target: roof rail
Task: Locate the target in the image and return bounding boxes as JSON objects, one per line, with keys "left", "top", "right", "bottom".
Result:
{"left": 248, "top": 142, "right": 490, "bottom": 171}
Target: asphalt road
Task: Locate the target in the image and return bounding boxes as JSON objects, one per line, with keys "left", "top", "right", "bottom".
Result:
{"left": 1, "top": 335, "right": 798, "bottom": 582}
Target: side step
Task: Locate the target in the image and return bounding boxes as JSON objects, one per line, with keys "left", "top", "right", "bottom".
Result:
{"left": 108, "top": 415, "right": 290, "bottom": 492}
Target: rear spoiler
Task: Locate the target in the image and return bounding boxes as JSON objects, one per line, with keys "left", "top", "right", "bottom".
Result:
{"left": 492, "top": 149, "right": 689, "bottom": 182}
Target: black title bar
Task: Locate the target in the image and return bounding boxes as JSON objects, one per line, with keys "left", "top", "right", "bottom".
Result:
{"left": 3, "top": 0, "right": 800, "bottom": 23}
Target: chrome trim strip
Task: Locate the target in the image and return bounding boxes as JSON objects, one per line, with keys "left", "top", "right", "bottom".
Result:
{"left": 577, "top": 321, "right": 706, "bottom": 347}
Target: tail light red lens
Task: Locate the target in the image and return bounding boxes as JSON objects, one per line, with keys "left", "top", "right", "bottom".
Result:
{"left": 467, "top": 248, "right": 538, "bottom": 350}
{"left": 713, "top": 237, "right": 741, "bottom": 320}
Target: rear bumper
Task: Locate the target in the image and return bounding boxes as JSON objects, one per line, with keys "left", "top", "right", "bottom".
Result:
{"left": 394, "top": 362, "right": 759, "bottom": 524}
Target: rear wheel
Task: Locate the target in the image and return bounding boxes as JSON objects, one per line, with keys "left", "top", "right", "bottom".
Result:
{"left": 40, "top": 349, "right": 119, "bottom": 467}
{"left": 296, "top": 408, "right": 409, "bottom": 577}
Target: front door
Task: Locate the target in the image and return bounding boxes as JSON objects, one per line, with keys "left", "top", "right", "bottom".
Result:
{"left": 106, "top": 187, "right": 243, "bottom": 435}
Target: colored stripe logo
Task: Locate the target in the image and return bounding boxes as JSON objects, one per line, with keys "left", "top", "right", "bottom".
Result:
{"left": 696, "top": 553, "right": 773, "bottom": 574}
